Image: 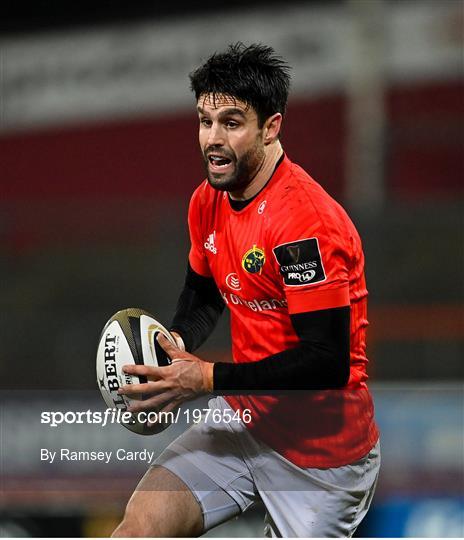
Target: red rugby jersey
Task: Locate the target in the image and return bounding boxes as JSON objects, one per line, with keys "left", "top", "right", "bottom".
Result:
{"left": 188, "top": 155, "right": 379, "bottom": 468}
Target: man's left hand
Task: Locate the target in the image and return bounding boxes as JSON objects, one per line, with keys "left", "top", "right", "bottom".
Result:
{"left": 117, "top": 334, "right": 214, "bottom": 414}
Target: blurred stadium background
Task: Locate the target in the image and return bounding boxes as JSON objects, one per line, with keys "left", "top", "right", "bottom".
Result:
{"left": 0, "top": 0, "right": 463, "bottom": 536}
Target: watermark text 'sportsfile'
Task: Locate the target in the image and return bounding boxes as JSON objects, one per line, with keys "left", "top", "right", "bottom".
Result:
{"left": 40, "top": 407, "right": 252, "bottom": 428}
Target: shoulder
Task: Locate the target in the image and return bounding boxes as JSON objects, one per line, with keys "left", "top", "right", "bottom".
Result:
{"left": 270, "top": 159, "right": 355, "bottom": 240}
{"left": 188, "top": 179, "right": 221, "bottom": 214}
{"left": 190, "top": 179, "right": 211, "bottom": 207}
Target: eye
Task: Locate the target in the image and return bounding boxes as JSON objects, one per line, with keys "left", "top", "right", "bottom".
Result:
{"left": 200, "top": 118, "right": 212, "bottom": 127}
{"left": 225, "top": 120, "right": 239, "bottom": 129}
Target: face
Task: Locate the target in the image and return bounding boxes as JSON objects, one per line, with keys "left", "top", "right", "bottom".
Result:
{"left": 197, "top": 94, "right": 266, "bottom": 193}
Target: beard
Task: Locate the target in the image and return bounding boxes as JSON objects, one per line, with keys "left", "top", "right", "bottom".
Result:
{"left": 203, "top": 137, "right": 265, "bottom": 193}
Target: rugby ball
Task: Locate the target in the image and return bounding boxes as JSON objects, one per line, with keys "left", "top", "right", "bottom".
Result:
{"left": 96, "top": 308, "right": 176, "bottom": 435}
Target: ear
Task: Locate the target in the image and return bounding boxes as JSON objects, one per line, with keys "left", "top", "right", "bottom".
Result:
{"left": 263, "top": 113, "right": 283, "bottom": 145}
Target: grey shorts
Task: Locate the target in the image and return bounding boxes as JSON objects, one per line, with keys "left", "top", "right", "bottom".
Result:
{"left": 154, "top": 396, "right": 380, "bottom": 537}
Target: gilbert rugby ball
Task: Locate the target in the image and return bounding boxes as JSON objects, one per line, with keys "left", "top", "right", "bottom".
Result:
{"left": 96, "top": 308, "right": 176, "bottom": 435}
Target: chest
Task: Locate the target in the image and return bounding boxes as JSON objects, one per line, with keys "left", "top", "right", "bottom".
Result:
{"left": 201, "top": 198, "right": 282, "bottom": 300}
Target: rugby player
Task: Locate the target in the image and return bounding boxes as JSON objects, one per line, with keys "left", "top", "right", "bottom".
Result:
{"left": 112, "top": 43, "right": 380, "bottom": 538}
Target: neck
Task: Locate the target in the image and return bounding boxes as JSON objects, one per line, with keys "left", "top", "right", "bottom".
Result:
{"left": 229, "top": 141, "right": 283, "bottom": 201}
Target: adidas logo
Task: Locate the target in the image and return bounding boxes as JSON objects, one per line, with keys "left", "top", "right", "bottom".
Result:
{"left": 204, "top": 231, "right": 217, "bottom": 254}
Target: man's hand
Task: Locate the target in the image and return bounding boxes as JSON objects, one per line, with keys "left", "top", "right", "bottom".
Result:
{"left": 117, "top": 334, "right": 214, "bottom": 415}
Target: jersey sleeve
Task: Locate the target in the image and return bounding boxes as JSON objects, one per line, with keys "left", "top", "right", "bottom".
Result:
{"left": 188, "top": 185, "right": 212, "bottom": 278}
{"left": 270, "top": 199, "right": 352, "bottom": 315}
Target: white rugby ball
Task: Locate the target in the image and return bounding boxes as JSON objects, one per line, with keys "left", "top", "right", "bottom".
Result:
{"left": 96, "top": 308, "right": 176, "bottom": 435}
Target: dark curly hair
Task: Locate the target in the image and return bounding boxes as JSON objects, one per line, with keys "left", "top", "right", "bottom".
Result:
{"left": 189, "top": 42, "right": 291, "bottom": 127}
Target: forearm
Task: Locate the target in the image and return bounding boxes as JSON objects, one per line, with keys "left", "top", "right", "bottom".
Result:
{"left": 213, "top": 306, "right": 350, "bottom": 393}
{"left": 170, "top": 263, "right": 225, "bottom": 352}
{"left": 213, "top": 344, "right": 349, "bottom": 392}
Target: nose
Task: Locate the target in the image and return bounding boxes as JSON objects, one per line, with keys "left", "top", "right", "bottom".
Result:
{"left": 206, "top": 122, "right": 225, "bottom": 147}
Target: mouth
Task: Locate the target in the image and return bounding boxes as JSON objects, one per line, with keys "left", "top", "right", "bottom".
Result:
{"left": 207, "top": 153, "right": 233, "bottom": 171}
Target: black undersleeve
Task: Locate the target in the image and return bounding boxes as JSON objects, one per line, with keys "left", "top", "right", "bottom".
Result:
{"left": 213, "top": 307, "right": 351, "bottom": 392}
{"left": 171, "top": 266, "right": 350, "bottom": 392}
{"left": 170, "top": 263, "right": 225, "bottom": 352}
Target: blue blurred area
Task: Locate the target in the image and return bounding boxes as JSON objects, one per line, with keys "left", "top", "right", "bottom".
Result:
{"left": 374, "top": 385, "right": 463, "bottom": 474}
{"left": 362, "top": 497, "right": 464, "bottom": 537}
